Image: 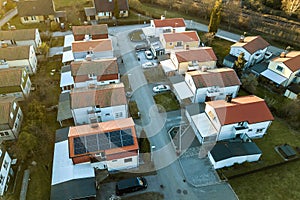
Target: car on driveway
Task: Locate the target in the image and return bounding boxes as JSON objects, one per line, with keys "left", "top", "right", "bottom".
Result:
{"left": 144, "top": 50, "right": 153, "bottom": 60}
{"left": 142, "top": 62, "right": 158, "bottom": 69}
{"left": 153, "top": 84, "right": 171, "bottom": 93}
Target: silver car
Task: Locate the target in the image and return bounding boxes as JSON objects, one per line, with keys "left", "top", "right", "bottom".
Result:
{"left": 153, "top": 84, "right": 171, "bottom": 93}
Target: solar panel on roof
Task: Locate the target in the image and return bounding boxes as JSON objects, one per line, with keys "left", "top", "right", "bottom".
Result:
{"left": 73, "top": 128, "right": 135, "bottom": 155}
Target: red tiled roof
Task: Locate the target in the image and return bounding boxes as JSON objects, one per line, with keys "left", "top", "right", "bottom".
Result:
{"left": 163, "top": 31, "right": 200, "bottom": 43}
{"left": 72, "top": 39, "right": 112, "bottom": 52}
{"left": 281, "top": 51, "right": 300, "bottom": 72}
{"left": 153, "top": 18, "right": 185, "bottom": 28}
{"left": 175, "top": 47, "right": 217, "bottom": 63}
{"left": 206, "top": 95, "right": 274, "bottom": 125}
{"left": 70, "top": 83, "right": 126, "bottom": 109}
{"left": 233, "top": 36, "right": 270, "bottom": 54}
{"left": 70, "top": 58, "right": 118, "bottom": 76}
{"left": 188, "top": 68, "right": 241, "bottom": 88}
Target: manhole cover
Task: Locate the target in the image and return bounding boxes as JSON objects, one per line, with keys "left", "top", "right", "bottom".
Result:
{"left": 177, "top": 189, "right": 181, "bottom": 194}
{"left": 183, "top": 190, "right": 188, "bottom": 195}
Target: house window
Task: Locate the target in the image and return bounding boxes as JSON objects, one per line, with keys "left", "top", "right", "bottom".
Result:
{"left": 3, "top": 161, "right": 8, "bottom": 170}
{"left": 248, "top": 129, "right": 253, "bottom": 132}
{"left": 105, "top": 113, "right": 110, "bottom": 116}
{"left": 24, "top": 17, "right": 28, "bottom": 21}
{"left": 0, "top": 175, "right": 4, "bottom": 185}
{"left": 276, "top": 66, "right": 283, "bottom": 72}
{"left": 238, "top": 122, "right": 245, "bottom": 126}
{"left": 88, "top": 73, "right": 96, "bottom": 79}
{"left": 124, "top": 158, "right": 132, "bottom": 163}
{"left": 256, "top": 128, "right": 264, "bottom": 133}
{"left": 13, "top": 102, "right": 17, "bottom": 110}
{"left": 208, "top": 111, "right": 215, "bottom": 120}
{"left": 14, "top": 123, "right": 18, "bottom": 128}
{"left": 17, "top": 114, "right": 21, "bottom": 119}
{"left": 31, "top": 16, "right": 36, "bottom": 20}
{"left": 115, "top": 112, "right": 123, "bottom": 118}
{"left": 112, "top": 160, "right": 117, "bottom": 162}
{"left": 106, "top": 12, "right": 110, "bottom": 16}
{"left": 169, "top": 42, "right": 173, "bottom": 45}
{"left": 0, "top": 133, "right": 4, "bottom": 137}
{"left": 176, "top": 41, "right": 183, "bottom": 47}
{"left": 4, "top": 132, "right": 9, "bottom": 136}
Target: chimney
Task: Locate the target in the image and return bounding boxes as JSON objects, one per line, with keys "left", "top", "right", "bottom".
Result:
{"left": 239, "top": 35, "right": 245, "bottom": 43}
{"left": 161, "top": 15, "right": 165, "bottom": 20}
{"left": 280, "top": 52, "right": 286, "bottom": 58}
{"left": 84, "top": 34, "right": 91, "bottom": 41}
{"left": 86, "top": 54, "right": 92, "bottom": 61}
{"left": 226, "top": 94, "right": 233, "bottom": 103}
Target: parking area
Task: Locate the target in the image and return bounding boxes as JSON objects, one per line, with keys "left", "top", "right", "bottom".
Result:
{"left": 136, "top": 50, "right": 159, "bottom": 69}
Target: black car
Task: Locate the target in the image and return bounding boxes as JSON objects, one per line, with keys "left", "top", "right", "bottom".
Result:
{"left": 116, "top": 177, "right": 147, "bottom": 196}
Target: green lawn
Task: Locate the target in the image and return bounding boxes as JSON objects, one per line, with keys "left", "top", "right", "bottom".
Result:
{"left": 153, "top": 91, "right": 180, "bottom": 112}
{"left": 129, "top": 101, "right": 140, "bottom": 119}
{"left": 210, "top": 37, "right": 233, "bottom": 63}
{"left": 129, "top": 29, "right": 144, "bottom": 42}
{"left": 50, "top": 36, "right": 64, "bottom": 47}
{"left": 1, "top": 16, "right": 49, "bottom": 31}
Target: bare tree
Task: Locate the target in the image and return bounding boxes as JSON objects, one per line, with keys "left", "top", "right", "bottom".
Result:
{"left": 281, "top": 0, "right": 300, "bottom": 15}
{"left": 182, "top": 0, "right": 194, "bottom": 14}
{"left": 222, "top": 0, "right": 241, "bottom": 30}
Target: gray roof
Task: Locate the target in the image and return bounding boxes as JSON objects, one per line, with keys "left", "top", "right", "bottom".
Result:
{"left": 0, "top": 29, "right": 37, "bottom": 41}
{"left": 55, "top": 127, "right": 69, "bottom": 143}
{"left": 50, "top": 177, "right": 96, "bottom": 200}
{"left": 17, "top": 0, "right": 55, "bottom": 16}
{"left": 0, "top": 46, "right": 31, "bottom": 61}
{"left": 251, "top": 62, "right": 268, "bottom": 75}
{"left": 57, "top": 92, "right": 72, "bottom": 122}
{"left": 210, "top": 140, "right": 262, "bottom": 162}
{"left": 287, "top": 83, "right": 300, "bottom": 94}
{"left": 224, "top": 54, "right": 237, "bottom": 63}
{"left": 61, "top": 65, "right": 71, "bottom": 73}
{"left": 169, "top": 75, "right": 185, "bottom": 84}
{"left": 185, "top": 103, "right": 205, "bottom": 116}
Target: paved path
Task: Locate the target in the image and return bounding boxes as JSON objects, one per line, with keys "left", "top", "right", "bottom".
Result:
{"left": 19, "top": 169, "right": 30, "bottom": 200}
{"left": 0, "top": 8, "right": 18, "bottom": 28}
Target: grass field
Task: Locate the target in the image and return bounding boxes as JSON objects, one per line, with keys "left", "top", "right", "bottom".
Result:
{"left": 153, "top": 92, "right": 180, "bottom": 112}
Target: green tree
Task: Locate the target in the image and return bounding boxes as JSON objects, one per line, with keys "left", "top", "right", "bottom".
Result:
{"left": 281, "top": 0, "right": 300, "bottom": 16}
{"left": 16, "top": 131, "right": 38, "bottom": 160}
{"left": 241, "top": 74, "right": 258, "bottom": 94}
{"left": 114, "top": 0, "right": 120, "bottom": 18}
{"left": 208, "top": 0, "right": 222, "bottom": 33}
{"left": 38, "top": 42, "right": 50, "bottom": 57}
{"left": 234, "top": 52, "right": 246, "bottom": 77}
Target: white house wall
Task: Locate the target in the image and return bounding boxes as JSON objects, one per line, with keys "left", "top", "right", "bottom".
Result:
{"left": 106, "top": 155, "right": 138, "bottom": 171}
{"left": 74, "top": 78, "right": 120, "bottom": 88}
{"left": 230, "top": 47, "right": 251, "bottom": 61}
{"left": 204, "top": 104, "right": 221, "bottom": 131}
{"left": 22, "top": 78, "right": 31, "bottom": 97}
{"left": 0, "top": 152, "right": 12, "bottom": 196}
{"left": 72, "top": 107, "right": 92, "bottom": 125}
{"left": 28, "top": 45, "right": 37, "bottom": 73}
{"left": 73, "top": 51, "right": 114, "bottom": 61}
{"left": 194, "top": 85, "right": 240, "bottom": 103}
{"left": 208, "top": 151, "right": 261, "bottom": 169}
{"left": 185, "top": 73, "right": 197, "bottom": 95}
{"left": 218, "top": 120, "right": 272, "bottom": 141}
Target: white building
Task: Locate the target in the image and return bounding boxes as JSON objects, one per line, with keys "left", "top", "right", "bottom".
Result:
{"left": 0, "top": 45, "right": 37, "bottom": 74}
{"left": 0, "top": 148, "right": 13, "bottom": 196}
{"left": 70, "top": 83, "right": 128, "bottom": 125}
{"left": 150, "top": 17, "right": 186, "bottom": 37}
{"left": 0, "top": 96, "right": 23, "bottom": 142}
{"left": 185, "top": 68, "right": 241, "bottom": 103}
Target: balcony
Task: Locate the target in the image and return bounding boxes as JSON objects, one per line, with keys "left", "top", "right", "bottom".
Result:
{"left": 206, "top": 87, "right": 221, "bottom": 97}
{"left": 234, "top": 126, "right": 249, "bottom": 135}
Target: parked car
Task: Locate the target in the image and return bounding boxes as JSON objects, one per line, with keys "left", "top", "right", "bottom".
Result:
{"left": 116, "top": 177, "right": 147, "bottom": 196}
{"left": 153, "top": 84, "right": 171, "bottom": 93}
{"left": 142, "top": 62, "right": 158, "bottom": 68}
{"left": 144, "top": 50, "right": 153, "bottom": 60}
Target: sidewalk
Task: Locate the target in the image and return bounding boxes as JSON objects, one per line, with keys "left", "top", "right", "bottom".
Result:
{"left": 0, "top": 8, "right": 18, "bottom": 28}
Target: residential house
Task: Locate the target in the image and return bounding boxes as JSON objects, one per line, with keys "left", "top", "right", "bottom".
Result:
{"left": 186, "top": 95, "right": 274, "bottom": 143}
{"left": 62, "top": 34, "right": 75, "bottom": 64}
{"left": 185, "top": 68, "right": 241, "bottom": 102}
{"left": 170, "top": 47, "right": 217, "bottom": 74}
{"left": 261, "top": 51, "right": 300, "bottom": 87}
{"left": 72, "top": 24, "right": 109, "bottom": 41}
{"left": 0, "top": 147, "right": 14, "bottom": 196}
{"left": 60, "top": 65, "right": 74, "bottom": 92}
{"left": 208, "top": 135, "right": 262, "bottom": 169}
{"left": 148, "top": 37, "right": 165, "bottom": 58}
{"left": 0, "top": 68, "right": 31, "bottom": 100}
{"left": 0, "top": 96, "right": 23, "bottom": 141}
{"left": 160, "top": 31, "right": 200, "bottom": 53}
{"left": 57, "top": 92, "right": 73, "bottom": 127}
{"left": 0, "top": 29, "right": 42, "bottom": 50}
{"left": 16, "top": 0, "right": 65, "bottom": 24}
{"left": 51, "top": 127, "right": 96, "bottom": 200}
{"left": 71, "top": 58, "right": 119, "bottom": 88}
{"left": 93, "top": 0, "right": 129, "bottom": 20}
{"left": 223, "top": 36, "right": 270, "bottom": 68}
{"left": 284, "top": 83, "right": 300, "bottom": 100}
{"left": 68, "top": 117, "right": 139, "bottom": 171}
{"left": 72, "top": 39, "right": 113, "bottom": 61}
{"left": 150, "top": 17, "right": 186, "bottom": 37}
{"left": 0, "top": 45, "right": 37, "bottom": 74}
{"left": 70, "top": 83, "right": 127, "bottom": 125}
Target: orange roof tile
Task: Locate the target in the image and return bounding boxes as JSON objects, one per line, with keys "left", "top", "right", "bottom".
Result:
{"left": 175, "top": 47, "right": 217, "bottom": 63}
{"left": 68, "top": 118, "right": 138, "bottom": 157}
{"left": 72, "top": 39, "right": 112, "bottom": 52}
{"left": 70, "top": 83, "right": 127, "bottom": 109}
{"left": 272, "top": 51, "right": 300, "bottom": 72}
{"left": 153, "top": 18, "right": 186, "bottom": 28}
{"left": 188, "top": 68, "right": 241, "bottom": 88}
{"left": 163, "top": 31, "right": 200, "bottom": 43}
{"left": 206, "top": 95, "right": 274, "bottom": 125}
{"left": 72, "top": 24, "right": 108, "bottom": 35}
{"left": 232, "top": 36, "right": 269, "bottom": 54}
